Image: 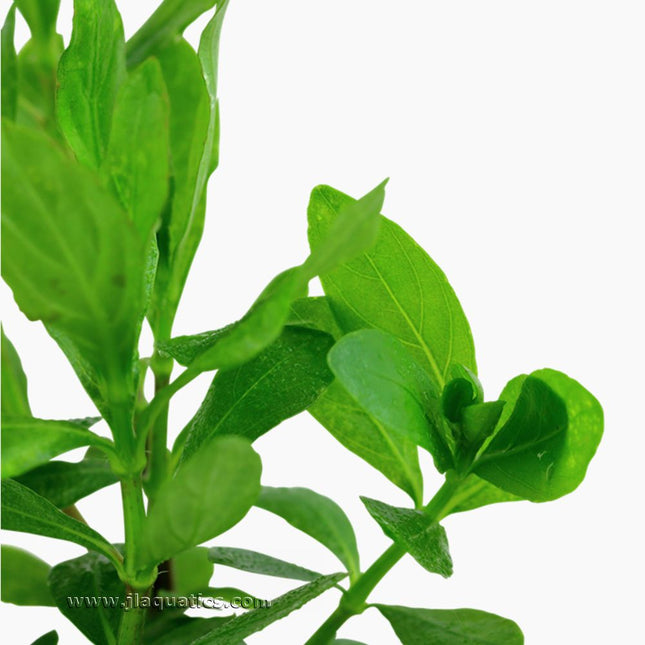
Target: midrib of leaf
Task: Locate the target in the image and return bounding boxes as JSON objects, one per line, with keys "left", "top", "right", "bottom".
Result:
{"left": 475, "top": 425, "right": 565, "bottom": 466}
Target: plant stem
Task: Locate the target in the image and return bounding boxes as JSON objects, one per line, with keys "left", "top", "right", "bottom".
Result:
{"left": 118, "top": 585, "right": 151, "bottom": 645}
{"left": 305, "top": 476, "right": 464, "bottom": 644}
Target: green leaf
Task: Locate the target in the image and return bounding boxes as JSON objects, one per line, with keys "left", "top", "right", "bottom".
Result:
{"left": 191, "top": 574, "right": 345, "bottom": 644}
{"left": 147, "top": 38, "right": 210, "bottom": 338}
{"left": 126, "top": 0, "right": 220, "bottom": 68}
{"left": 15, "top": 0, "right": 60, "bottom": 42}
{"left": 1, "top": 122, "right": 147, "bottom": 425}
{"left": 15, "top": 459, "right": 118, "bottom": 508}
{"left": 1, "top": 5, "right": 17, "bottom": 120}
{"left": 475, "top": 369, "right": 602, "bottom": 502}
{"left": 1, "top": 545, "right": 55, "bottom": 606}
{"left": 443, "top": 474, "right": 520, "bottom": 515}
{"left": 30, "top": 632, "right": 59, "bottom": 645}
{"left": 179, "top": 328, "right": 334, "bottom": 460}
{"left": 103, "top": 57, "right": 170, "bottom": 242}
{"left": 1, "top": 418, "right": 113, "bottom": 479}
{"left": 48, "top": 551, "right": 124, "bottom": 645}
{"left": 361, "top": 497, "right": 452, "bottom": 578}
{"left": 256, "top": 487, "right": 360, "bottom": 579}
{"left": 1, "top": 480, "right": 122, "bottom": 570}
{"left": 333, "top": 641, "right": 368, "bottom": 645}
{"left": 208, "top": 546, "right": 323, "bottom": 582}
{"left": 146, "top": 616, "right": 236, "bottom": 645}
{"left": 328, "top": 329, "right": 452, "bottom": 471}
{"left": 308, "top": 185, "right": 476, "bottom": 388}
{"left": 377, "top": 605, "right": 524, "bottom": 645}
{"left": 460, "top": 401, "right": 505, "bottom": 447}
{"left": 171, "top": 181, "right": 386, "bottom": 372}
{"left": 310, "top": 381, "right": 423, "bottom": 506}
{"left": 287, "top": 296, "right": 343, "bottom": 339}
{"left": 163, "top": 546, "right": 214, "bottom": 595}
{"left": 56, "top": 0, "right": 125, "bottom": 168}
{"left": 1, "top": 328, "right": 31, "bottom": 417}
{"left": 142, "top": 436, "right": 261, "bottom": 566}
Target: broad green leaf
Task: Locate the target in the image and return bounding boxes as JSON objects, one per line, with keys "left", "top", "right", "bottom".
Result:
{"left": 56, "top": 0, "right": 125, "bottom": 168}
{"left": 475, "top": 369, "right": 602, "bottom": 502}
{"left": 461, "top": 401, "right": 505, "bottom": 447}
{"left": 443, "top": 474, "right": 520, "bottom": 515}
{"left": 328, "top": 329, "right": 452, "bottom": 471}
{"left": 147, "top": 38, "right": 209, "bottom": 339}
{"left": 15, "top": 459, "right": 118, "bottom": 508}
{"left": 257, "top": 487, "right": 360, "bottom": 579}
{"left": 48, "top": 551, "right": 124, "bottom": 645}
{"left": 1, "top": 545, "right": 55, "bottom": 606}
{"left": 377, "top": 605, "right": 524, "bottom": 645}
{"left": 1, "top": 479, "right": 122, "bottom": 569}
{"left": 473, "top": 376, "right": 569, "bottom": 501}
{"left": 126, "top": 0, "right": 219, "bottom": 68}
{"left": 1, "top": 418, "right": 113, "bottom": 479}
{"left": 1, "top": 5, "right": 17, "bottom": 120}
{"left": 104, "top": 57, "right": 170, "bottom": 242}
{"left": 1, "top": 328, "right": 31, "bottom": 417}
{"left": 30, "top": 632, "right": 59, "bottom": 645}
{"left": 308, "top": 185, "right": 476, "bottom": 387}
{"left": 179, "top": 328, "right": 334, "bottom": 460}
{"left": 208, "top": 547, "right": 323, "bottom": 582}
{"left": 310, "top": 381, "right": 423, "bottom": 506}
{"left": 287, "top": 296, "right": 343, "bottom": 338}
{"left": 15, "top": 0, "right": 60, "bottom": 41}
{"left": 361, "top": 497, "right": 452, "bottom": 578}
{"left": 142, "top": 436, "right": 261, "bottom": 566}
{"left": 191, "top": 573, "right": 346, "bottom": 644}
{"left": 163, "top": 546, "right": 214, "bottom": 595}
{"left": 1, "top": 123, "right": 147, "bottom": 425}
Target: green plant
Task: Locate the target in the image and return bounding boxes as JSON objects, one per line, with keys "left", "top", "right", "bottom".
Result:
{"left": 1, "top": 1, "right": 603, "bottom": 644}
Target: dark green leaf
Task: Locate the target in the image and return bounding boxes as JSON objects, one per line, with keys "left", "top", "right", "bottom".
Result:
{"left": 377, "top": 605, "right": 524, "bottom": 645}
{"left": 1, "top": 418, "right": 113, "bottom": 479}
{"left": 308, "top": 185, "right": 476, "bottom": 388}
{"left": 191, "top": 574, "right": 345, "bottom": 644}
{"left": 146, "top": 616, "right": 236, "bottom": 645}
{"left": 1, "top": 328, "right": 31, "bottom": 417}
{"left": 361, "top": 497, "right": 452, "bottom": 577}
{"left": 1, "top": 5, "right": 17, "bottom": 120}
{"left": 1, "top": 545, "right": 55, "bottom": 606}
{"left": 104, "top": 57, "right": 170, "bottom": 242}
{"left": 126, "top": 0, "right": 219, "bottom": 68}
{"left": 442, "top": 378, "right": 478, "bottom": 424}
{"left": 56, "top": 0, "right": 125, "bottom": 168}
{"left": 15, "top": 459, "right": 118, "bottom": 508}
{"left": 163, "top": 546, "right": 214, "bottom": 595}
{"left": 257, "top": 487, "right": 360, "bottom": 579}
{"left": 30, "top": 631, "right": 59, "bottom": 645}
{"left": 1, "top": 122, "right": 147, "bottom": 425}
{"left": 461, "top": 401, "right": 505, "bottom": 447}
{"left": 328, "top": 329, "right": 452, "bottom": 471}
{"left": 179, "top": 328, "right": 334, "bottom": 460}
{"left": 1, "top": 480, "right": 122, "bottom": 569}
{"left": 443, "top": 474, "right": 520, "bottom": 515}
{"left": 49, "top": 551, "right": 124, "bottom": 645}
{"left": 208, "top": 546, "right": 323, "bottom": 582}
{"left": 333, "top": 641, "right": 368, "bottom": 645}
{"left": 142, "top": 436, "right": 261, "bottom": 566}
{"left": 15, "top": 0, "right": 60, "bottom": 42}
{"left": 287, "top": 296, "right": 343, "bottom": 338}
{"left": 310, "top": 381, "right": 423, "bottom": 505}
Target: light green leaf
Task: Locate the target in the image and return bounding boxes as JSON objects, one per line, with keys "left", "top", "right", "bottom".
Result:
{"left": 103, "top": 57, "right": 170, "bottom": 242}
{"left": 475, "top": 369, "right": 602, "bottom": 502}
{"left": 1, "top": 5, "right": 17, "bottom": 120}
{"left": 1, "top": 122, "right": 147, "bottom": 426}
{"left": 361, "top": 497, "right": 452, "bottom": 577}
{"left": 1, "top": 328, "right": 31, "bottom": 417}
{"left": 377, "top": 605, "right": 524, "bottom": 645}
{"left": 257, "top": 487, "right": 360, "bottom": 580}
{"left": 48, "top": 551, "right": 124, "bottom": 645}
{"left": 56, "top": 0, "right": 125, "bottom": 168}
{"left": 191, "top": 574, "right": 346, "bottom": 644}
{"left": 1, "top": 418, "right": 113, "bottom": 479}
{"left": 443, "top": 474, "right": 520, "bottom": 515}
{"left": 328, "top": 329, "right": 452, "bottom": 471}
{"left": 308, "top": 185, "right": 476, "bottom": 388}
{"left": 208, "top": 546, "right": 323, "bottom": 582}
{"left": 15, "top": 0, "right": 60, "bottom": 42}
{"left": 15, "top": 459, "right": 118, "bottom": 508}
{"left": 142, "top": 436, "right": 261, "bottom": 566}
{"left": 30, "top": 631, "right": 59, "bottom": 645}
{"left": 1, "top": 545, "right": 55, "bottom": 606}
{"left": 163, "top": 546, "right": 213, "bottom": 595}
{"left": 310, "top": 381, "right": 423, "bottom": 506}
{"left": 126, "top": 0, "right": 220, "bottom": 68}
{"left": 287, "top": 296, "right": 343, "bottom": 339}
{"left": 179, "top": 328, "right": 334, "bottom": 460}
{"left": 1, "top": 479, "right": 122, "bottom": 570}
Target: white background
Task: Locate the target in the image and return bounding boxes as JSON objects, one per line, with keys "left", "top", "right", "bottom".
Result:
{"left": 2, "top": 1, "right": 644, "bottom": 643}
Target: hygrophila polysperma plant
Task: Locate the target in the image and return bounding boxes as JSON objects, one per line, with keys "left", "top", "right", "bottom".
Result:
{"left": 1, "top": 1, "right": 603, "bottom": 644}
